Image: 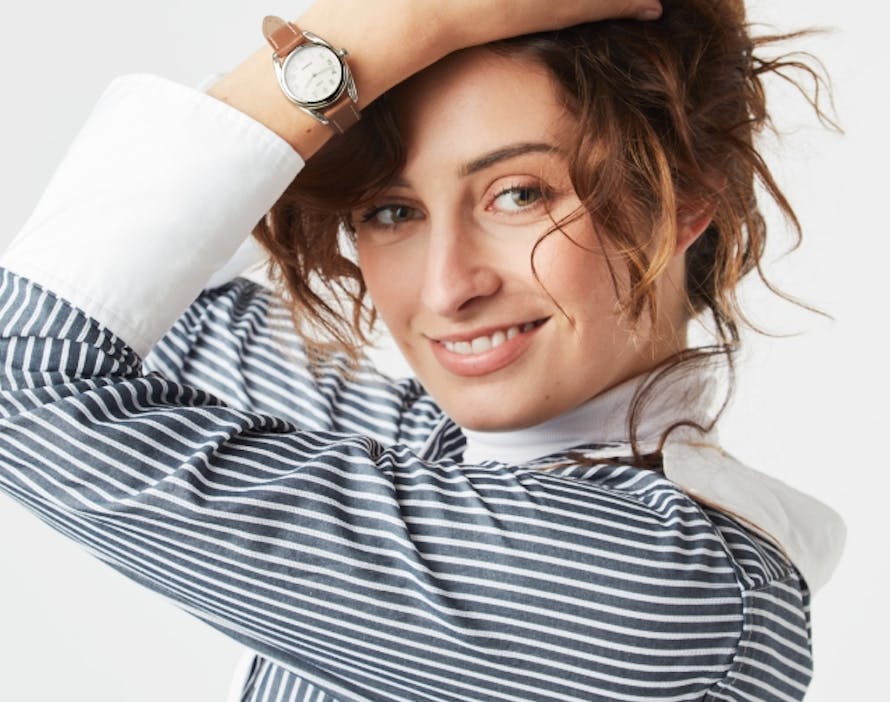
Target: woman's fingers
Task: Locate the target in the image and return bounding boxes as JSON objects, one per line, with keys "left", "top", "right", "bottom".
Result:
{"left": 438, "top": 0, "right": 663, "bottom": 50}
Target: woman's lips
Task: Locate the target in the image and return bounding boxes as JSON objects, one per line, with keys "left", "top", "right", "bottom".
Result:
{"left": 429, "top": 319, "right": 548, "bottom": 377}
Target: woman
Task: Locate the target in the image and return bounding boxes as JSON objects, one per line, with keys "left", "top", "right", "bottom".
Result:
{"left": 0, "top": 0, "right": 844, "bottom": 700}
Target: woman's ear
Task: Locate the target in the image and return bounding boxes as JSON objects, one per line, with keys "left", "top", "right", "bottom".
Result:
{"left": 675, "top": 206, "right": 714, "bottom": 255}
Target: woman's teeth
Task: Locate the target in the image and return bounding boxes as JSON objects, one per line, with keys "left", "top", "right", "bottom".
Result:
{"left": 441, "top": 322, "right": 539, "bottom": 355}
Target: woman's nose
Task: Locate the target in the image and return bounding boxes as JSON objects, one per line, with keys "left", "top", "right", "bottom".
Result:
{"left": 419, "top": 223, "right": 501, "bottom": 318}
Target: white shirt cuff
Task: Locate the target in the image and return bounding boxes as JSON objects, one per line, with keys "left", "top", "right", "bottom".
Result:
{"left": 0, "top": 74, "right": 304, "bottom": 357}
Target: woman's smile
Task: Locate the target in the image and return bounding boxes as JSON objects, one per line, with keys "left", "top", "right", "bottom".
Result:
{"left": 428, "top": 318, "right": 549, "bottom": 377}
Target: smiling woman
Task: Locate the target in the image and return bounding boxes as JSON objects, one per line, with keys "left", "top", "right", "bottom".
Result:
{"left": 350, "top": 50, "right": 674, "bottom": 430}
{"left": 0, "top": 1, "right": 846, "bottom": 701}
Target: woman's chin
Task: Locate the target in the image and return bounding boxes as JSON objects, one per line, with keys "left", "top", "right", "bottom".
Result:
{"left": 439, "top": 395, "right": 564, "bottom": 432}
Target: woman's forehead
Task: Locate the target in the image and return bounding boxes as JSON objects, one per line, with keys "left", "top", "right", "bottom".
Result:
{"left": 389, "top": 48, "right": 573, "bottom": 175}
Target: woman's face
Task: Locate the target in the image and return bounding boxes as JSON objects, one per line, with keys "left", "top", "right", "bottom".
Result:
{"left": 354, "top": 49, "right": 688, "bottom": 431}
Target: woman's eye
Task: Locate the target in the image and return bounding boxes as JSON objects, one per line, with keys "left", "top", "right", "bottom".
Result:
{"left": 361, "top": 205, "right": 419, "bottom": 227}
{"left": 491, "top": 186, "right": 544, "bottom": 213}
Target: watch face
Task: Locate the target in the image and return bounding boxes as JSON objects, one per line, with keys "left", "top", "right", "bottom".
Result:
{"left": 282, "top": 44, "right": 344, "bottom": 105}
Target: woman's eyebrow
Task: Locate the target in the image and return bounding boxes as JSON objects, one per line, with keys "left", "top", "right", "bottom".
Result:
{"left": 459, "top": 142, "right": 560, "bottom": 176}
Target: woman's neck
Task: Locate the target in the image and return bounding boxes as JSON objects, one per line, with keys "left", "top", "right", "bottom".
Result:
{"left": 461, "top": 363, "right": 717, "bottom": 465}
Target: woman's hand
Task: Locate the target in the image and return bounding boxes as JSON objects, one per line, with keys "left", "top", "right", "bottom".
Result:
{"left": 433, "top": 0, "right": 664, "bottom": 50}
{"left": 209, "top": 0, "right": 662, "bottom": 157}
{"left": 298, "top": 0, "right": 663, "bottom": 103}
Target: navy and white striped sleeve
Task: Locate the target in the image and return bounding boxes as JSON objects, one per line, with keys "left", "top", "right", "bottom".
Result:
{"left": 0, "top": 269, "right": 814, "bottom": 702}
{"left": 142, "top": 278, "right": 436, "bottom": 450}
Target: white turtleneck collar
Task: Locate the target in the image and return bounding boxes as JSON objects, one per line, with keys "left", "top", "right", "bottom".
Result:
{"left": 461, "top": 364, "right": 845, "bottom": 594}
{"left": 462, "top": 367, "right": 717, "bottom": 465}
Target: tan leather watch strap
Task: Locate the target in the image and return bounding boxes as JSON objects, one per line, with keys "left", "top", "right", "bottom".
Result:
{"left": 262, "top": 16, "right": 305, "bottom": 57}
{"left": 326, "top": 100, "right": 361, "bottom": 134}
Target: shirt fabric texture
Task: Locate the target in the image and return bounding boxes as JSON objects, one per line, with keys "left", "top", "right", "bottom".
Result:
{"left": 0, "top": 74, "right": 844, "bottom": 702}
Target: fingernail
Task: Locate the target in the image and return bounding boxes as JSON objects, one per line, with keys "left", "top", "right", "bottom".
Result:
{"left": 637, "top": 7, "right": 662, "bottom": 20}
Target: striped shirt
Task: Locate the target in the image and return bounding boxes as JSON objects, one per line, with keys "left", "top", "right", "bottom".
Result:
{"left": 0, "top": 269, "right": 814, "bottom": 701}
{"left": 0, "top": 74, "right": 831, "bottom": 701}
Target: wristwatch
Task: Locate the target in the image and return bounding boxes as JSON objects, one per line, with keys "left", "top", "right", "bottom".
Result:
{"left": 262, "top": 15, "right": 360, "bottom": 134}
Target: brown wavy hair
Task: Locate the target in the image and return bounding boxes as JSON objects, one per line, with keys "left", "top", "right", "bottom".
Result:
{"left": 252, "top": 0, "right": 835, "bottom": 460}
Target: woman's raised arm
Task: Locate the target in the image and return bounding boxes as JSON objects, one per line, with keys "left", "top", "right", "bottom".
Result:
{"left": 207, "top": 0, "right": 662, "bottom": 157}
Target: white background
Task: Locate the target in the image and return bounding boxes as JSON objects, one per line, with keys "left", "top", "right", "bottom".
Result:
{"left": 0, "top": 1, "right": 886, "bottom": 700}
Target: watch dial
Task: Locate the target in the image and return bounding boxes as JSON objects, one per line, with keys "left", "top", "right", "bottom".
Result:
{"left": 283, "top": 44, "right": 344, "bottom": 104}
